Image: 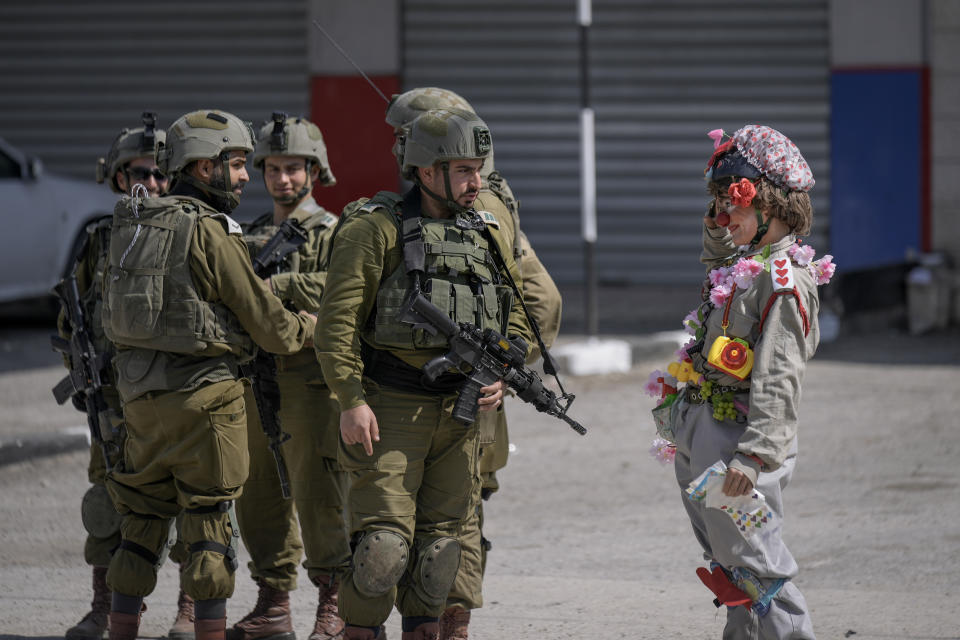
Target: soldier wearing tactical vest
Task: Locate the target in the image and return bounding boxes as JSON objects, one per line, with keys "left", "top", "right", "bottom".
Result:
{"left": 228, "top": 114, "right": 349, "bottom": 640}
{"left": 385, "top": 89, "right": 562, "bottom": 640}
{"left": 101, "top": 109, "right": 315, "bottom": 640}
{"left": 314, "top": 108, "right": 534, "bottom": 640}
{"left": 63, "top": 113, "right": 198, "bottom": 640}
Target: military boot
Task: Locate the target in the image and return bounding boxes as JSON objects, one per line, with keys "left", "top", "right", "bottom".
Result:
{"left": 308, "top": 574, "right": 345, "bottom": 640}
{"left": 66, "top": 566, "right": 110, "bottom": 640}
{"left": 169, "top": 589, "right": 197, "bottom": 640}
{"left": 225, "top": 580, "right": 295, "bottom": 640}
{"left": 195, "top": 617, "right": 227, "bottom": 640}
{"left": 400, "top": 621, "right": 438, "bottom": 640}
{"left": 438, "top": 607, "right": 469, "bottom": 640}
{"left": 343, "top": 626, "right": 386, "bottom": 640}
{"left": 108, "top": 604, "right": 147, "bottom": 640}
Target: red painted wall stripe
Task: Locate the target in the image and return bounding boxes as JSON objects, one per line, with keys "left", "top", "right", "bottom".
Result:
{"left": 310, "top": 75, "right": 402, "bottom": 214}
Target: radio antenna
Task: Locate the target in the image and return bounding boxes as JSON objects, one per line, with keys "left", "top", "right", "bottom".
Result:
{"left": 312, "top": 20, "right": 391, "bottom": 105}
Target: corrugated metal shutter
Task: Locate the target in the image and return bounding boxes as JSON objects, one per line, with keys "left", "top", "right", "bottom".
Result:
{"left": 0, "top": 0, "right": 310, "bottom": 221}
{"left": 402, "top": 0, "right": 830, "bottom": 284}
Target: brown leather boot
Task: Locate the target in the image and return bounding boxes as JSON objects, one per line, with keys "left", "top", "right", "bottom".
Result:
{"left": 308, "top": 574, "right": 345, "bottom": 640}
{"left": 169, "top": 590, "right": 197, "bottom": 640}
{"left": 400, "top": 621, "right": 438, "bottom": 640}
{"left": 108, "top": 610, "right": 142, "bottom": 640}
{"left": 66, "top": 566, "right": 111, "bottom": 640}
{"left": 225, "top": 580, "right": 295, "bottom": 640}
{"left": 343, "top": 626, "right": 386, "bottom": 640}
{"left": 438, "top": 607, "right": 469, "bottom": 640}
{"left": 195, "top": 617, "right": 227, "bottom": 640}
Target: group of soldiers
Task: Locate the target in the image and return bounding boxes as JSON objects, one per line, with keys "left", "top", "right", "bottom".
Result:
{"left": 58, "top": 88, "right": 562, "bottom": 640}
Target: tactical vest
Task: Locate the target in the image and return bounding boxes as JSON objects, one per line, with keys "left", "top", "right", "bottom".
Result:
{"left": 243, "top": 199, "right": 338, "bottom": 276}
{"left": 103, "top": 195, "right": 254, "bottom": 357}
{"left": 364, "top": 190, "right": 514, "bottom": 350}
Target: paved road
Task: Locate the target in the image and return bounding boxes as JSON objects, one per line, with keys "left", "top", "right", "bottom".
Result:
{"left": 1, "top": 323, "right": 958, "bottom": 639}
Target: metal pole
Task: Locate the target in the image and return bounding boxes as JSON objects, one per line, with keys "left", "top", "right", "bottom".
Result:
{"left": 578, "top": 0, "right": 598, "bottom": 337}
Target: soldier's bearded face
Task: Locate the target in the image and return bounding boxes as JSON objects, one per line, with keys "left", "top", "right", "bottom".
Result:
{"left": 211, "top": 151, "right": 249, "bottom": 197}
{"left": 424, "top": 158, "right": 483, "bottom": 208}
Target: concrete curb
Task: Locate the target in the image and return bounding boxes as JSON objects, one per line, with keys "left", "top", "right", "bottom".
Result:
{"left": 0, "top": 427, "right": 88, "bottom": 467}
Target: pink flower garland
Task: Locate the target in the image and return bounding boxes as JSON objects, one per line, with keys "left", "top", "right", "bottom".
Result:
{"left": 644, "top": 241, "right": 837, "bottom": 466}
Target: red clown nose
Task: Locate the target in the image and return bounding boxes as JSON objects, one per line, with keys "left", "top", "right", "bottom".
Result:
{"left": 716, "top": 211, "right": 731, "bottom": 227}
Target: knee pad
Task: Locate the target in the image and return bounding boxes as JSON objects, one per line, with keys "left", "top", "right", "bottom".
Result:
{"left": 412, "top": 536, "right": 461, "bottom": 606}
{"left": 352, "top": 530, "right": 409, "bottom": 598}
{"left": 81, "top": 484, "right": 122, "bottom": 539}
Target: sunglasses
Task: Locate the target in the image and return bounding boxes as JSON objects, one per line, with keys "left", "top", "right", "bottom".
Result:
{"left": 127, "top": 166, "right": 167, "bottom": 181}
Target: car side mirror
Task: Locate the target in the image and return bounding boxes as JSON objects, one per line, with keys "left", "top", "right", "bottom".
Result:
{"left": 27, "top": 157, "right": 43, "bottom": 180}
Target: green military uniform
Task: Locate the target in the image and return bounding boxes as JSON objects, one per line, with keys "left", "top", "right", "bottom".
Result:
{"left": 315, "top": 182, "right": 533, "bottom": 628}
{"left": 103, "top": 193, "right": 314, "bottom": 602}
{"left": 445, "top": 184, "right": 563, "bottom": 615}
{"left": 57, "top": 217, "right": 125, "bottom": 568}
{"left": 235, "top": 197, "right": 350, "bottom": 591}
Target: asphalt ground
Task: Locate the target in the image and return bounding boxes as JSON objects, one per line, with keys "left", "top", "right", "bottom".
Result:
{"left": 1, "top": 292, "right": 959, "bottom": 639}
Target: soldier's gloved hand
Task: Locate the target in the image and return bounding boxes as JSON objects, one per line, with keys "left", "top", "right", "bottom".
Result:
{"left": 71, "top": 392, "right": 86, "bottom": 413}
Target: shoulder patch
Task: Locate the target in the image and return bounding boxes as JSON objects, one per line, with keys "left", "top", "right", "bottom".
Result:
{"left": 476, "top": 210, "right": 500, "bottom": 229}
{"left": 317, "top": 211, "right": 339, "bottom": 228}
{"left": 770, "top": 256, "right": 795, "bottom": 291}
{"left": 209, "top": 213, "right": 243, "bottom": 236}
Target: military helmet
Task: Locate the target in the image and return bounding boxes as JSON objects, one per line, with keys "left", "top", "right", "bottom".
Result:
{"left": 96, "top": 112, "right": 166, "bottom": 193}
{"left": 385, "top": 87, "right": 475, "bottom": 129}
{"left": 400, "top": 108, "right": 491, "bottom": 180}
{"left": 252, "top": 112, "right": 335, "bottom": 185}
{"left": 157, "top": 109, "right": 255, "bottom": 178}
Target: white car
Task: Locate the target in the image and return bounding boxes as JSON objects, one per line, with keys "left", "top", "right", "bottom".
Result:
{"left": 0, "top": 137, "right": 116, "bottom": 311}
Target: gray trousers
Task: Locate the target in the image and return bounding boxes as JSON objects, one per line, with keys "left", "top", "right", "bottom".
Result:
{"left": 673, "top": 400, "right": 816, "bottom": 640}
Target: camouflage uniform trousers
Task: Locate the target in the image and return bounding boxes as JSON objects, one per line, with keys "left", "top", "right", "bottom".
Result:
{"left": 235, "top": 365, "right": 350, "bottom": 591}
{"left": 337, "top": 380, "right": 481, "bottom": 627}
{"left": 105, "top": 379, "right": 248, "bottom": 601}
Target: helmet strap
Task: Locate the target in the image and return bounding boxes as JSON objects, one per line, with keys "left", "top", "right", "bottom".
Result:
{"left": 174, "top": 156, "right": 239, "bottom": 213}
{"left": 749, "top": 209, "right": 770, "bottom": 247}
{"left": 414, "top": 162, "right": 468, "bottom": 216}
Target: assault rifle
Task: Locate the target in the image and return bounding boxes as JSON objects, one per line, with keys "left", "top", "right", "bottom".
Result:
{"left": 240, "top": 218, "right": 309, "bottom": 499}
{"left": 252, "top": 218, "right": 308, "bottom": 276}
{"left": 399, "top": 291, "right": 587, "bottom": 435}
{"left": 50, "top": 275, "right": 120, "bottom": 471}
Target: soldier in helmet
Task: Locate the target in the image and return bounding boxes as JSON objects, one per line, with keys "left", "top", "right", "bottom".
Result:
{"left": 227, "top": 113, "right": 349, "bottom": 640}
{"left": 62, "top": 112, "right": 197, "bottom": 640}
{"left": 101, "top": 109, "right": 316, "bottom": 640}
{"left": 385, "top": 88, "right": 562, "bottom": 639}
{"left": 314, "top": 108, "right": 534, "bottom": 640}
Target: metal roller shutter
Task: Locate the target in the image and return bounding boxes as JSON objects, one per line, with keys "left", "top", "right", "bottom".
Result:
{"left": 402, "top": 0, "right": 830, "bottom": 284}
{"left": 0, "top": 0, "right": 311, "bottom": 220}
